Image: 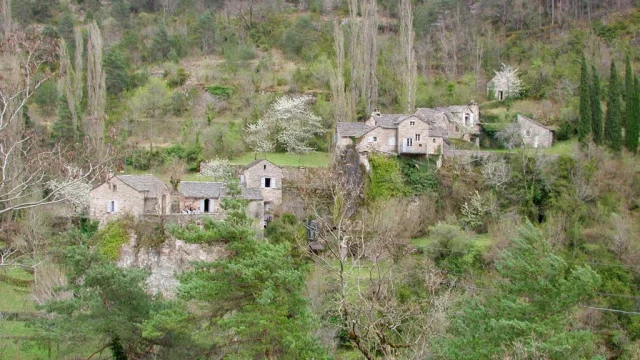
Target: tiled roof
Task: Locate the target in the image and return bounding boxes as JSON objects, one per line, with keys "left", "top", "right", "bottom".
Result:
{"left": 373, "top": 114, "right": 406, "bottom": 127}
{"left": 414, "top": 108, "right": 445, "bottom": 124}
{"left": 436, "top": 105, "right": 469, "bottom": 113}
{"left": 180, "top": 181, "right": 264, "bottom": 201}
{"left": 116, "top": 175, "right": 167, "bottom": 196}
{"left": 516, "top": 114, "right": 554, "bottom": 131}
{"left": 429, "top": 126, "right": 448, "bottom": 137}
{"left": 179, "top": 181, "right": 224, "bottom": 198}
{"left": 245, "top": 158, "right": 276, "bottom": 170}
{"left": 337, "top": 122, "right": 373, "bottom": 137}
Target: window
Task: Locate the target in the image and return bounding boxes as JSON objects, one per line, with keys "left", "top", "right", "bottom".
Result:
{"left": 203, "top": 199, "right": 211, "bottom": 213}
{"left": 455, "top": 125, "right": 459, "bottom": 132}
{"left": 525, "top": 130, "right": 531, "bottom": 137}
{"left": 409, "top": 121, "right": 415, "bottom": 126}
{"left": 464, "top": 113, "right": 471, "bottom": 126}
{"left": 373, "top": 136, "right": 377, "bottom": 142}
{"left": 112, "top": 184, "right": 117, "bottom": 192}
{"left": 406, "top": 138, "right": 413, "bottom": 147}
{"left": 107, "top": 201, "right": 117, "bottom": 213}
{"left": 262, "top": 177, "right": 273, "bottom": 188}
{"left": 239, "top": 174, "right": 245, "bottom": 184}
{"left": 432, "top": 138, "right": 436, "bottom": 143}
{"left": 415, "top": 134, "right": 421, "bottom": 141}
{"left": 263, "top": 164, "right": 267, "bottom": 170}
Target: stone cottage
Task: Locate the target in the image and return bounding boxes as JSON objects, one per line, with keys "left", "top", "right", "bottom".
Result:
{"left": 487, "top": 67, "right": 521, "bottom": 101}
{"left": 241, "top": 159, "right": 283, "bottom": 225}
{"left": 335, "top": 102, "right": 481, "bottom": 156}
{"left": 89, "top": 174, "right": 171, "bottom": 224}
{"left": 516, "top": 114, "right": 554, "bottom": 148}
{"left": 177, "top": 181, "right": 265, "bottom": 224}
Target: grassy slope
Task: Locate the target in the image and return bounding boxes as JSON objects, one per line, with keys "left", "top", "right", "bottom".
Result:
{"left": 229, "top": 151, "right": 330, "bottom": 167}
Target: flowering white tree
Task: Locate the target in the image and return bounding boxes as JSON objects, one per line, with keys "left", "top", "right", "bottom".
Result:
{"left": 245, "top": 119, "right": 275, "bottom": 154}
{"left": 45, "top": 179, "right": 92, "bottom": 214}
{"left": 200, "top": 157, "right": 233, "bottom": 180}
{"left": 493, "top": 63, "right": 523, "bottom": 99}
{"left": 245, "top": 95, "right": 324, "bottom": 154}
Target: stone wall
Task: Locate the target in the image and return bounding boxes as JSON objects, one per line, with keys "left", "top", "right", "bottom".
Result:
{"left": 118, "top": 232, "right": 226, "bottom": 297}
{"left": 90, "top": 177, "right": 145, "bottom": 225}
{"left": 397, "top": 116, "right": 433, "bottom": 154}
{"left": 517, "top": 115, "right": 554, "bottom": 148}
{"left": 355, "top": 127, "right": 397, "bottom": 154}
{"left": 243, "top": 159, "right": 283, "bottom": 206}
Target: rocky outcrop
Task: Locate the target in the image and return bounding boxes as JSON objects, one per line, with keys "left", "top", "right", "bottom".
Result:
{"left": 118, "top": 234, "right": 226, "bottom": 297}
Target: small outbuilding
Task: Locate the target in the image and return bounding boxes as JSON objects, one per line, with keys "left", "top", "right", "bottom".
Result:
{"left": 516, "top": 114, "right": 554, "bottom": 148}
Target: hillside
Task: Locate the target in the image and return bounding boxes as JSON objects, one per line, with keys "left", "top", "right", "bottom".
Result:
{"left": 1, "top": 0, "right": 640, "bottom": 359}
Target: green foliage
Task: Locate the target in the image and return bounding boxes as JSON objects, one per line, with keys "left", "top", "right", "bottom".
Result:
{"left": 265, "top": 214, "right": 307, "bottom": 261}
{"left": 426, "top": 223, "right": 483, "bottom": 274}
{"left": 605, "top": 61, "right": 623, "bottom": 152}
{"left": 398, "top": 157, "right": 439, "bottom": 195}
{"left": 164, "top": 67, "right": 188, "bottom": 88}
{"left": 51, "top": 95, "right": 78, "bottom": 143}
{"left": 104, "top": 46, "right": 131, "bottom": 96}
{"left": 366, "top": 154, "right": 409, "bottom": 200}
{"left": 205, "top": 85, "right": 234, "bottom": 99}
{"left": 33, "top": 79, "right": 58, "bottom": 116}
{"left": 578, "top": 54, "right": 592, "bottom": 142}
{"left": 282, "top": 16, "right": 327, "bottom": 61}
{"left": 134, "top": 220, "right": 167, "bottom": 249}
{"left": 625, "top": 77, "right": 640, "bottom": 153}
{"left": 168, "top": 216, "right": 247, "bottom": 244}
{"left": 434, "top": 221, "right": 601, "bottom": 359}
{"left": 93, "top": 218, "right": 132, "bottom": 261}
{"left": 39, "top": 240, "right": 194, "bottom": 360}
{"left": 148, "top": 24, "right": 172, "bottom": 62}
{"left": 592, "top": 64, "right": 604, "bottom": 145}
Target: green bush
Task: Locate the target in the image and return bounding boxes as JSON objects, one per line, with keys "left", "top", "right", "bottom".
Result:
{"left": 93, "top": 218, "right": 132, "bottom": 261}
{"left": 33, "top": 80, "right": 58, "bottom": 116}
{"left": 366, "top": 154, "right": 409, "bottom": 200}
{"left": 205, "top": 85, "right": 234, "bottom": 99}
{"left": 399, "top": 158, "right": 438, "bottom": 195}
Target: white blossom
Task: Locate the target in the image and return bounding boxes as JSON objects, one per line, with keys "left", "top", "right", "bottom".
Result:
{"left": 245, "top": 95, "right": 324, "bottom": 154}
{"left": 245, "top": 119, "right": 275, "bottom": 153}
{"left": 46, "top": 179, "right": 92, "bottom": 213}
{"left": 493, "top": 63, "right": 523, "bottom": 99}
{"left": 200, "top": 157, "right": 233, "bottom": 180}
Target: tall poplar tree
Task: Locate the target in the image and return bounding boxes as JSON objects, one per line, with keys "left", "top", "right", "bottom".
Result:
{"left": 578, "top": 54, "right": 592, "bottom": 142}
{"left": 625, "top": 77, "right": 640, "bottom": 153}
{"left": 624, "top": 54, "right": 633, "bottom": 128}
{"left": 605, "top": 61, "right": 623, "bottom": 152}
{"left": 591, "top": 64, "right": 603, "bottom": 145}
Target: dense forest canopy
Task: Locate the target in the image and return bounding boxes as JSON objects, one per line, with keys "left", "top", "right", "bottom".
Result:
{"left": 1, "top": 0, "right": 640, "bottom": 359}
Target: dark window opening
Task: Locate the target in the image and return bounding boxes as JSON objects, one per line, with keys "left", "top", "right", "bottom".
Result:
{"left": 112, "top": 184, "right": 117, "bottom": 191}
{"left": 265, "top": 178, "right": 272, "bottom": 188}
{"left": 263, "top": 164, "right": 267, "bottom": 170}
{"left": 204, "top": 199, "right": 210, "bottom": 213}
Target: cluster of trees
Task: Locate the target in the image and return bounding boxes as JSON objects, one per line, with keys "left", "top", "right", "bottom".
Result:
{"left": 579, "top": 53, "right": 640, "bottom": 153}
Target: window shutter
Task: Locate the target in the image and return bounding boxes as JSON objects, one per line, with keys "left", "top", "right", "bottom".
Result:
{"left": 200, "top": 200, "right": 205, "bottom": 212}
{"left": 210, "top": 199, "right": 215, "bottom": 212}
{"left": 470, "top": 113, "right": 475, "bottom": 124}
{"left": 368, "top": 136, "right": 373, "bottom": 143}
{"left": 107, "top": 201, "right": 111, "bottom": 213}
{"left": 272, "top": 178, "right": 277, "bottom": 188}
{"left": 114, "top": 201, "right": 119, "bottom": 213}
{"left": 261, "top": 177, "right": 266, "bottom": 188}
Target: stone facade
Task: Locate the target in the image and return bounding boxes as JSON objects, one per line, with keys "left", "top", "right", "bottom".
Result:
{"left": 516, "top": 114, "right": 554, "bottom": 148}
{"left": 335, "top": 102, "right": 479, "bottom": 158}
{"left": 242, "top": 159, "right": 283, "bottom": 208}
{"left": 89, "top": 175, "right": 170, "bottom": 225}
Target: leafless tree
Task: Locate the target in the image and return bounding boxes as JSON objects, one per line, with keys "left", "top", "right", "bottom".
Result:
{"left": 399, "top": 0, "right": 417, "bottom": 112}
{"left": 330, "top": 20, "right": 353, "bottom": 124}
{"left": 0, "top": 29, "right": 110, "bottom": 217}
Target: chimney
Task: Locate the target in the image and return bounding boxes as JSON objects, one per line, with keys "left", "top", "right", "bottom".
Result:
{"left": 373, "top": 108, "right": 381, "bottom": 117}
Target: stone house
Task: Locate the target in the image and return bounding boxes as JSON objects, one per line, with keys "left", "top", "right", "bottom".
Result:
{"left": 516, "top": 114, "right": 554, "bottom": 148}
{"left": 487, "top": 72, "right": 518, "bottom": 101}
{"left": 335, "top": 102, "right": 481, "bottom": 156}
{"left": 177, "top": 181, "right": 265, "bottom": 225}
{"left": 241, "top": 159, "right": 283, "bottom": 225}
{"left": 89, "top": 174, "right": 171, "bottom": 224}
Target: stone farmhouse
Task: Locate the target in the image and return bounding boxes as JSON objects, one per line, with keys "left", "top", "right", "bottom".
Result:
{"left": 89, "top": 174, "right": 171, "bottom": 225}
{"left": 89, "top": 160, "right": 282, "bottom": 228}
{"left": 241, "top": 159, "right": 283, "bottom": 225}
{"left": 335, "top": 102, "right": 481, "bottom": 157}
{"left": 487, "top": 72, "right": 518, "bottom": 101}
{"left": 516, "top": 114, "right": 554, "bottom": 148}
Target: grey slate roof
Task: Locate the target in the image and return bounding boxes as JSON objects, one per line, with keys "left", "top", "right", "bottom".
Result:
{"left": 516, "top": 114, "right": 554, "bottom": 131}
{"left": 414, "top": 108, "right": 445, "bottom": 124}
{"left": 116, "top": 175, "right": 167, "bottom": 196}
{"left": 245, "top": 158, "right": 276, "bottom": 170}
{"left": 179, "top": 181, "right": 224, "bottom": 198}
{"left": 436, "top": 105, "right": 469, "bottom": 113}
{"left": 336, "top": 122, "right": 373, "bottom": 137}
{"left": 180, "top": 181, "right": 263, "bottom": 201}
{"left": 373, "top": 114, "right": 406, "bottom": 127}
{"left": 428, "top": 126, "right": 448, "bottom": 137}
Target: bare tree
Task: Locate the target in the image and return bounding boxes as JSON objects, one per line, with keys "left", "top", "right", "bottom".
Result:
{"left": 399, "top": 0, "right": 417, "bottom": 112}
{"left": 0, "top": 29, "right": 109, "bottom": 217}
{"left": 348, "top": 0, "right": 378, "bottom": 114}
{"left": 0, "top": 0, "right": 11, "bottom": 39}
{"left": 330, "top": 20, "right": 353, "bottom": 123}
